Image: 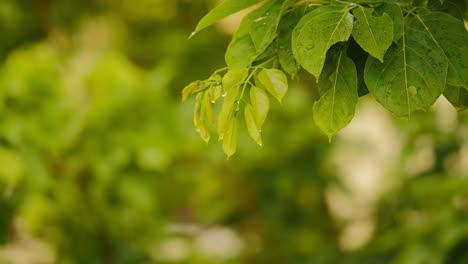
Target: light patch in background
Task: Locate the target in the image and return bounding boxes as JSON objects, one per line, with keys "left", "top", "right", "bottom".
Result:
{"left": 328, "top": 98, "right": 402, "bottom": 251}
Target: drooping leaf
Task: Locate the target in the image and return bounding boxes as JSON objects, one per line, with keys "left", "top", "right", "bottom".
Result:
{"left": 292, "top": 5, "right": 354, "bottom": 78}
{"left": 194, "top": 93, "right": 210, "bottom": 142}
{"left": 245, "top": 104, "right": 262, "bottom": 145}
{"left": 204, "top": 92, "right": 215, "bottom": 125}
{"left": 313, "top": 45, "right": 358, "bottom": 138}
{"left": 258, "top": 69, "right": 288, "bottom": 103}
{"left": 222, "top": 68, "right": 248, "bottom": 91}
{"left": 278, "top": 7, "right": 306, "bottom": 78}
{"left": 218, "top": 85, "right": 240, "bottom": 140}
{"left": 250, "top": 86, "right": 270, "bottom": 127}
{"left": 223, "top": 117, "right": 238, "bottom": 159}
{"left": 192, "top": 0, "right": 264, "bottom": 35}
{"left": 444, "top": 85, "right": 468, "bottom": 111}
{"left": 375, "top": 2, "right": 404, "bottom": 42}
{"left": 352, "top": 6, "right": 393, "bottom": 62}
{"left": 415, "top": 12, "right": 468, "bottom": 88}
{"left": 364, "top": 16, "right": 448, "bottom": 116}
{"left": 182, "top": 81, "right": 198, "bottom": 101}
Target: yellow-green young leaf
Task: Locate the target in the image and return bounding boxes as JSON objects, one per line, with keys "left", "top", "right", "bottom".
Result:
{"left": 218, "top": 86, "right": 240, "bottom": 140}
{"left": 211, "top": 85, "right": 223, "bottom": 103}
{"left": 192, "top": 0, "right": 264, "bottom": 35}
{"left": 223, "top": 117, "right": 238, "bottom": 159}
{"left": 182, "top": 81, "right": 198, "bottom": 101}
{"left": 292, "top": 5, "right": 354, "bottom": 78}
{"left": 364, "top": 16, "right": 448, "bottom": 116}
{"left": 244, "top": 104, "right": 262, "bottom": 146}
{"left": 194, "top": 93, "right": 210, "bottom": 143}
{"left": 204, "top": 92, "right": 215, "bottom": 125}
{"left": 313, "top": 46, "right": 358, "bottom": 139}
{"left": 250, "top": 86, "right": 269, "bottom": 127}
{"left": 222, "top": 68, "right": 248, "bottom": 91}
{"left": 352, "top": 6, "right": 393, "bottom": 62}
{"left": 258, "top": 69, "right": 288, "bottom": 103}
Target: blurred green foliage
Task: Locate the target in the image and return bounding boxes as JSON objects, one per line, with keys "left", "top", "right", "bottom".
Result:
{"left": 0, "top": 0, "right": 467, "bottom": 263}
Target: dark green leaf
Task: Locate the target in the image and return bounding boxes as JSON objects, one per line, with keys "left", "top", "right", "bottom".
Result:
{"left": 364, "top": 16, "right": 448, "bottom": 116}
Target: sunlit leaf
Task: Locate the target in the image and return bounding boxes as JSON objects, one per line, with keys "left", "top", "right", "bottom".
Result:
{"left": 258, "top": 69, "right": 288, "bottom": 103}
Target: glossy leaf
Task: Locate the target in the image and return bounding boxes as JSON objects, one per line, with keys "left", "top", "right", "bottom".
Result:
{"left": 313, "top": 46, "right": 358, "bottom": 138}
{"left": 258, "top": 69, "right": 288, "bottom": 103}
{"left": 193, "top": 0, "right": 263, "bottom": 35}
{"left": 352, "top": 6, "right": 393, "bottom": 62}
{"left": 364, "top": 16, "right": 448, "bottom": 116}
{"left": 292, "top": 5, "right": 354, "bottom": 78}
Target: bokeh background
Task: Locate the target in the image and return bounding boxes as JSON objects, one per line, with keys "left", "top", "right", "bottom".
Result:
{"left": 0, "top": 0, "right": 467, "bottom": 263}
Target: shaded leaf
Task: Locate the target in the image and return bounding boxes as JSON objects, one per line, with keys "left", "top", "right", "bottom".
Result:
{"left": 375, "top": 2, "right": 404, "bottom": 42}
{"left": 444, "top": 85, "right": 468, "bottom": 111}
{"left": 278, "top": 7, "right": 306, "bottom": 78}
{"left": 352, "top": 6, "right": 393, "bottom": 62}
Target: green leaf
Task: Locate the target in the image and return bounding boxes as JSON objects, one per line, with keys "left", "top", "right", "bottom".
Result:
{"left": 415, "top": 12, "right": 468, "bottom": 88}
{"left": 249, "top": 0, "right": 283, "bottom": 53}
{"left": 222, "top": 68, "right": 248, "bottom": 91}
{"left": 292, "top": 5, "right": 354, "bottom": 78}
{"left": 258, "top": 69, "right": 288, "bottom": 103}
{"left": 375, "top": 3, "right": 404, "bottom": 43}
{"left": 245, "top": 104, "right": 262, "bottom": 146}
{"left": 348, "top": 38, "right": 369, "bottom": 97}
{"left": 278, "top": 7, "right": 306, "bottom": 78}
{"left": 182, "top": 81, "right": 198, "bottom": 101}
{"left": 192, "top": 0, "right": 264, "bottom": 35}
{"left": 218, "top": 85, "right": 240, "bottom": 140}
{"left": 444, "top": 85, "right": 468, "bottom": 111}
{"left": 352, "top": 6, "right": 393, "bottom": 62}
{"left": 194, "top": 93, "right": 210, "bottom": 143}
{"left": 250, "top": 86, "right": 270, "bottom": 127}
{"left": 222, "top": 117, "right": 238, "bottom": 159}
{"left": 364, "top": 16, "right": 448, "bottom": 116}
{"left": 313, "top": 46, "right": 358, "bottom": 138}
{"left": 225, "top": 2, "right": 271, "bottom": 69}
{"left": 204, "top": 92, "right": 215, "bottom": 125}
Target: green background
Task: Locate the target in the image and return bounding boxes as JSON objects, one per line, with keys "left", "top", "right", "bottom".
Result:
{"left": 0, "top": 0, "right": 467, "bottom": 263}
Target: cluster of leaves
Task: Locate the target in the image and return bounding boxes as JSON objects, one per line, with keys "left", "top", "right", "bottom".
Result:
{"left": 185, "top": 0, "right": 468, "bottom": 157}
